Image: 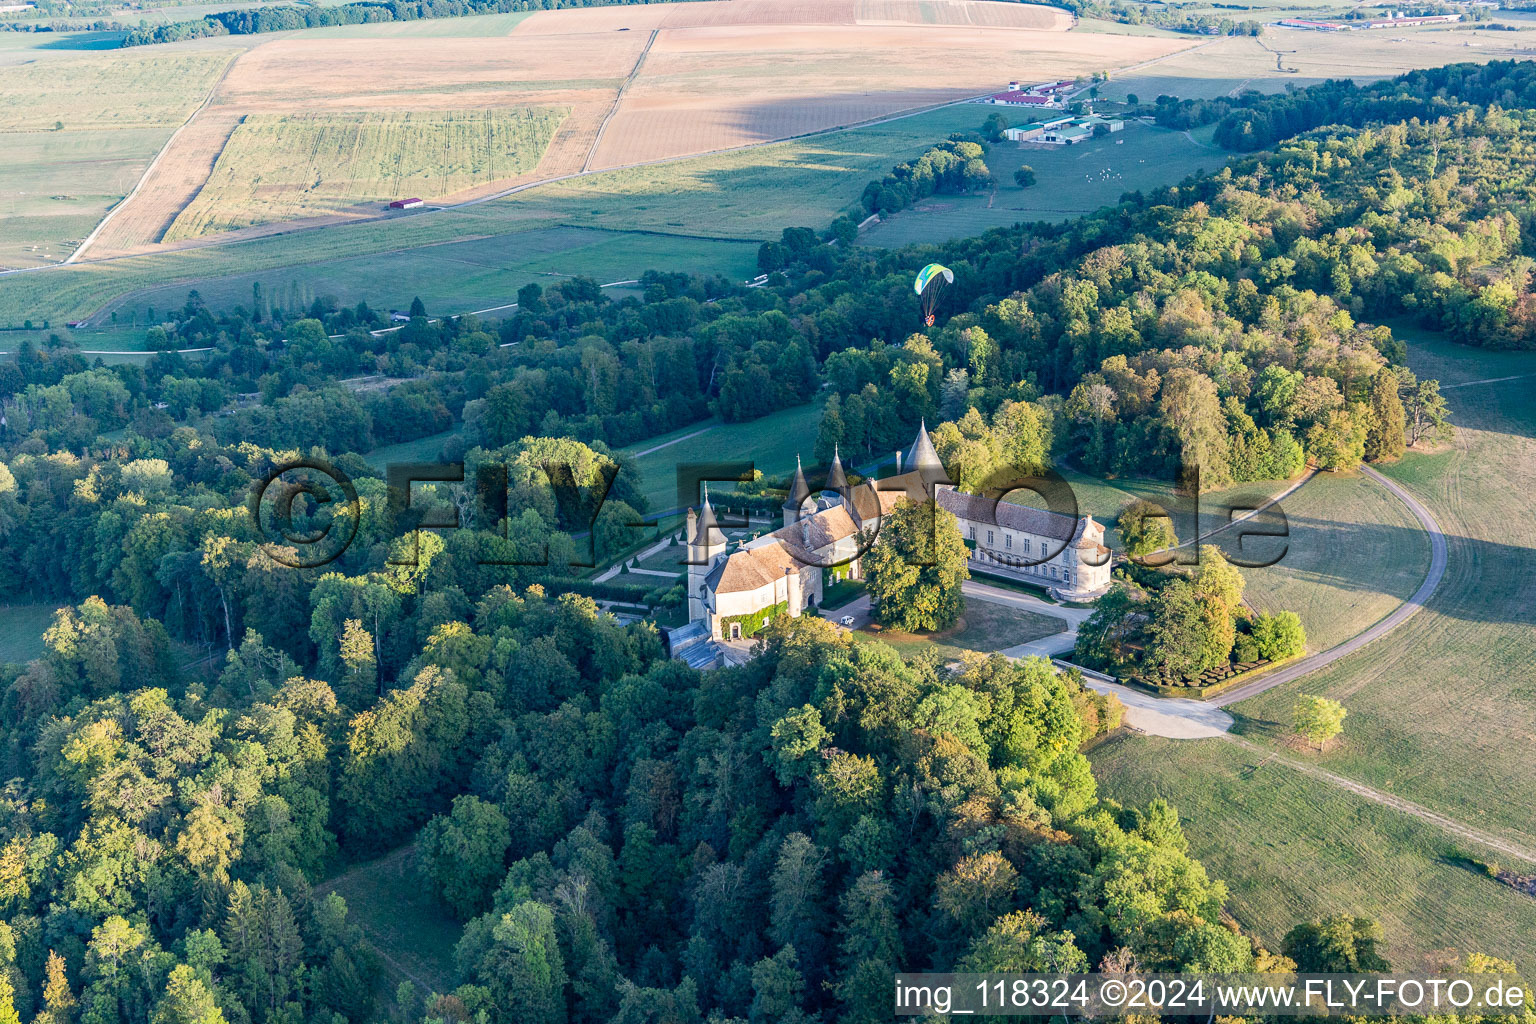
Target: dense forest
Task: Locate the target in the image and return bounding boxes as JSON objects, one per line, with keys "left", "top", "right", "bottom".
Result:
{"left": 2, "top": 59, "right": 1535, "bottom": 1023}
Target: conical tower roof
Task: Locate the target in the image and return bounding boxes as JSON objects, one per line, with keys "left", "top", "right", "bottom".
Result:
{"left": 783, "top": 455, "right": 811, "bottom": 511}
{"left": 696, "top": 485, "right": 726, "bottom": 548}
{"left": 826, "top": 444, "right": 848, "bottom": 493}
{"left": 904, "top": 420, "right": 943, "bottom": 476}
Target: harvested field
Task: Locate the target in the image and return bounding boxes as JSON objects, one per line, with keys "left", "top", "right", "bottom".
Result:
{"left": 83, "top": 110, "right": 244, "bottom": 254}
{"left": 589, "top": 25, "right": 1185, "bottom": 166}
{"left": 165, "top": 108, "right": 568, "bottom": 239}
{"left": 212, "top": 34, "right": 640, "bottom": 108}
{"left": 1099, "top": 26, "right": 1536, "bottom": 101}
{"left": 856, "top": 0, "right": 1073, "bottom": 28}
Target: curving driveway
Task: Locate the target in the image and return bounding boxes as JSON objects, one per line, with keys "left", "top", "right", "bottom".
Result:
{"left": 1209, "top": 465, "right": 1447, "bottom": 707}
{"left": 989, "top": 466, "right": 1447, "bottom": 738}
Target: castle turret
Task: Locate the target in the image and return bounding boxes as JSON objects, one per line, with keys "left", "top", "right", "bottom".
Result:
{"left": 826, "top": 444, "right": 848, "bottom": 503}
{"left": 904, "top": 420, "right": 943, "bottom": 476}
{"left": 687, "top": 487, "right": 728, "bottom": 624}
{"left": 783, "top": 455, "right": 811, "bottom": 528}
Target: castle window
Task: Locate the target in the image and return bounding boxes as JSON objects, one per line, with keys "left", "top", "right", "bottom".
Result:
{"left": 1004, "top": 535, "right": 1012, "bottom": 550}
{"left": 1022, "top": 538, "right": 1032, "bottom": 554}
{"left": 986, "top": 530, "right": 994, "bottom": 546}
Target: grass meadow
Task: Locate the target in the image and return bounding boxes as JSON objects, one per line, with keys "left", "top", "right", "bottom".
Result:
{"left": 0, "top": 103, "right": 1013, "bottom": 325}
{"left": 0, "top": 49, "right": 228, "bottom": 130}
{"left": 1091, "top": 733, "right": 1536, "bottom": 971}
{"left": 361, "top": 427, "right": 466, "bottom": 471}
{"left": 1, "top": 128, "right": 166, "bottom": 268}
{"left": 81, "top": 228, "right": 762, "bottom": 332}
{"left": 1230, "top": 331, "right": 1536, "bottom": 848}
{"left": 861, "top": 121, "right": 1222, "bottom": 246}
{"left": 166, "top": 108, "right": 570, "bottom": 240}
{"left": 0, "top": 48, "right": 228, "bottom": 267}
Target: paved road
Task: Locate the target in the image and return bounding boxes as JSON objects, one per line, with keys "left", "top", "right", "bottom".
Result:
{"left": 1210, "top": 465, "right": 1447, "bottom": 706}
{"left": 1084, "top": 679, "right": 1235, "bottom": 739}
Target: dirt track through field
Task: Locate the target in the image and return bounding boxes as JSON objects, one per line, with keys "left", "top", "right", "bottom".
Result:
{"left": 584, "top": 27, "right": 659, "bottom": 172}
{"left": 1224, "top": 735, "right": 1536, "bottom": 865}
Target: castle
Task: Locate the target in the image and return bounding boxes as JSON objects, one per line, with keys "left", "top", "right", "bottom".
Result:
{"left": 680, "top": 423, "right": 1112, "bottom": 644}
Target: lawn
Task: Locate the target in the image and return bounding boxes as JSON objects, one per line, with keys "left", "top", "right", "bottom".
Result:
{"left": 1236, "top": 471, "right": 1428, "bottom": 651}
{"left": 855, "top": 596, "right": 1064, "bottom": 662}
{"left": 0, "top": 602, "right": 60, "bottom": 664}
{"left": 619, "top": 401, "right": 826, "bottom": 515}
{"left": 319, "top": 844, "right": 462, "bottom": 997}
{"left": 166, "top": 108, "right": 570, "bottom": 240}
{"left": 861, "top": 121, "right": 1223, "bottom": 246}
{"left": 1091, "top": 733, "right": 1536, "bottom": 971}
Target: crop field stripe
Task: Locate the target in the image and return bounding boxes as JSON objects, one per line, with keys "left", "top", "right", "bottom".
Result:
{"left": 69, "top": 51, "right": 238, "bottom": 262}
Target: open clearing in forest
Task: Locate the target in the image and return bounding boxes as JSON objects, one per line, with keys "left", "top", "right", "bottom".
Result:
{"left": 166, "top": 108, "right": 570, "bottom": 240}
{"left": 1091, "top": 734, "right": 1536, "bottom": 972}
{"left": 622, "top": 402, "right": 827, "bottom": 514}
{"left": 319, "top": 845, "right": 461, "bottom": 996}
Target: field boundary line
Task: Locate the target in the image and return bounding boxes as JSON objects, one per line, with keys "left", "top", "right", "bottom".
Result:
{"left": 69, "top": 51, "right": 240, "bottom": 265}
{"left": 583, "top": 26, "right": 658, "bottom": 173}
{"left": 1224, "top": 734, "right": 1536, "bottom": 865}
{"left": 1211, "top": 463, "right": 1447, "bottom": 706}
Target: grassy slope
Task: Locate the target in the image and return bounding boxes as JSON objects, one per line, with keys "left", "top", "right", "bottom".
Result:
{"left": 1232, "top": 331, "right": 1536, "bottom": 847}
{"left": 319, "top": 845, "right": 462, "bottom": 996}
{"left": 1092, "top": 733, "right": 1536, "bottom": 971}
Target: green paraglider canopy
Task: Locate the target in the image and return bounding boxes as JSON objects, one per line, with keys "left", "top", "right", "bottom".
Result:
{"left": 913, "top": 263, "right": 954, "bottom": 326}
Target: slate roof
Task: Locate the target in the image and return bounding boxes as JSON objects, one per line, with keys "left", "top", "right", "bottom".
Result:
{"left": 935, "top": 487, "right": 1085, "bottom": 544}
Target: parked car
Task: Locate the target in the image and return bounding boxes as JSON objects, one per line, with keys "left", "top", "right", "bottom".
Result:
{"left": 839, "top": 615, "right": 856, "bottom": 627}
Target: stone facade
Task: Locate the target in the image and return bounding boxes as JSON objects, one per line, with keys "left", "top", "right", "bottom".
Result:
{"left": 684, "top": 426, "right": 1113, "bottom": 640}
